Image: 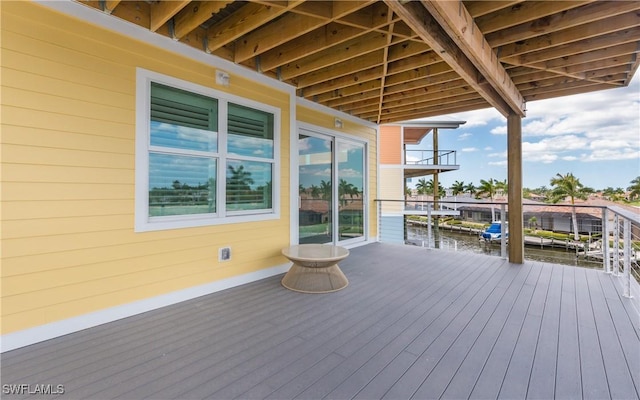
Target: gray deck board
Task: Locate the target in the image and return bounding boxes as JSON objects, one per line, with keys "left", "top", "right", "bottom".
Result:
{"left": 1, "top": 242, "right": 638, "bottom": 400}
{"left": 526, "top": 263, "right": 563, "bottom": 400}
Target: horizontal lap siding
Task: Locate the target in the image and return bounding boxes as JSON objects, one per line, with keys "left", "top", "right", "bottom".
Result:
{"left": 1, "top": 2, "right": 291, "bottom": 334}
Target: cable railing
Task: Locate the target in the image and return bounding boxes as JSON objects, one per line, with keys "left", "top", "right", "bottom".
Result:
{"left": 376, "top": 198, "right": 640, "bottom": 311}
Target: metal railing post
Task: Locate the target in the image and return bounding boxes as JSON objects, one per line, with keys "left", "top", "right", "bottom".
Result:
{"left": 500, "top": 204, "right": 507, "bottom": 259}
{"left": 427, "top": 204, "right": 432, "bottom": 249}
{"left": 602, "top": 208, "right": 611, "bottom": 273}
{"left": 613, "top": 214, "right": 620, "bottom": 276}
{"left": 623, "top": 218, "right": 632, "bottom": 298}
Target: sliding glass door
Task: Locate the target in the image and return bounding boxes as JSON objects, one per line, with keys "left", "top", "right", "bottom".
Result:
{"left": 298, "top": 130, "right": 365, "bottom": 245}
{"left": 337, "top": 140, "right": 364, "bottom": 242}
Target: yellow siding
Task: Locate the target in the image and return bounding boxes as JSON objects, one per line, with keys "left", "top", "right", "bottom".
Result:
{"left": 296, "top": 105, "right": 378, "bottom": 240}
{"left": 1, "top": 2, "right": 292, "bottom": 334}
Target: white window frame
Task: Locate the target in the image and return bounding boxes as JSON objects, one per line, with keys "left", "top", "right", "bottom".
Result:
{"left": 135, "top": 68, "right": 280, "bottom": 232}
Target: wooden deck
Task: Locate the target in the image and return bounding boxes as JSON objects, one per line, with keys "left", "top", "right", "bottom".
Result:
{"left": 2, "top": 243, "right": 639, "bottom": 399}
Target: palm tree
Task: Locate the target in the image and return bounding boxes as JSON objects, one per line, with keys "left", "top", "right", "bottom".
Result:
{"left": 476, "top": 178, "right": 499, "bottom": 221}
{"left": 319, "top": 179, "right": 332, "bottom": 201}
{"left": 495, "top": 179, "right": 508, "bottom": 196}
{"left": 450, "top": 180, "right": 465, "bottom": 196}
{"left": 309, "top": 184, "right": 320, "bottom": 199}
{"left": 464, "top": 182, "right": 476, "bottom": 197}
{"left": 415, "top": 178, "right": 430, "bottom": 195}
{"left": 405, "top": 185, "right": 413, "bottom": 199}
{"left": 338, "top": 179, "right": 357, "bottom": 206}
{"left": 548, "top": 172, "right": 589, "bottom": 241}
{"left": 627, "top": 176, "right": 640, "bottom": 201}
{"left": 603, "top": 186, "right": 625, "bottom": 202}
{"left": 227, "top": 165, "right": 254, "bottom": 204}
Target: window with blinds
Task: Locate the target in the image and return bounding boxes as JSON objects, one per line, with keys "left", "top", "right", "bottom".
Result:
{"left": 226, "top": 103, "right": 274, "bottom": 212}
{"left": 139, "top": 78, "right": 277, "bottom": 229}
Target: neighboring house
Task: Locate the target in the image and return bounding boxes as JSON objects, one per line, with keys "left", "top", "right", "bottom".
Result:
{"left": 378, "top": 122, "right": 465, "bottom": 243}
{"left": 1, "top": 2, "right": 377, "bottom": 350}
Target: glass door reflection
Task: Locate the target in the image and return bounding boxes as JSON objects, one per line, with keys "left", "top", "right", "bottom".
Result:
{"left": 337, "top": 140, "right": 364, "bottom": 242}
{"left": 298, "top": 134, "right": 333, "bottom": 244}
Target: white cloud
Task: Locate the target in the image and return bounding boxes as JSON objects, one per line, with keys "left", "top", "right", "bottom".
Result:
{"left": 458, "top": 132, "right": 473, "bottom": 140}
{"left": 488, "top": 160, "right": 507, "bottom": 167}
{"left": 484, "top": 146, "right": 493, "bottom": 151}
{"left": 581, "top": 148, "right": 640, "bottom": 162}
{"left": 435, "top": 107, "right": 503, "bottom": 128}
{"left": 461, "top": 147, "right": 478, "bottom": 152}
{"left": 488, "top": 151, "right": 507, "bottom": 158}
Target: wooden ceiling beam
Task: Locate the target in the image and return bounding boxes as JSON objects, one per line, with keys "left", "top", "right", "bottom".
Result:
{"left": 300, "top": 41, "right": 431, "bottom": 96}
{"left": 523, "top": 81, "right": 614, "bottom": 102}
{"left": 376, "top": 12, "right": 397, "bottom": 124}
{"left": 477, "top": 1, "right": 594, "bottom": 35}
{"left": 295, "top": 49, "right": 384, "bottom": 88}
{"left": 173, "top": 1, "right": 232, "bottom": 39}
{"left": 392, "top": 0, "right": 524, "bottom": 116}
{"left": 386, "top": 51, "right": 441, "bottom": 75}
{"left": 503, "top": 40, "right": 638, "bottom": 86}
{"left": 314, "top": 80, "right": 382, "bottom": 103}
{"left": 373, "top": 98, "right": 490, "bottom": 123}
{"left": 234, "top": 1, "right": 373, "bottom": 63}
{"left": 501, "top": 28, "right": 640, "bottom": 66}
{"left": 465, "top": 1, "right": 525, "bottom": 19}
{"left": 301, "top": 66, "right": 383, "bottom": 97}
{"left": 376, "top": 92, "right": 483, "bottom": 119}
{"left": 498, "top": 12, "right": 640, "bottom": 59}
{"left": 335, "top": 76, "right": 467, "bottom": 113}
{"left": 205, "top": 3, "right": 283, "bottom": 53}
{"left": 280, "top": 32, "right": 388, "bottom": 80}
{"left": 386, "top": 78, "right": 468, "bottom": 101}
{"left": 486, "top": 1, "right": 639, "bottom": 48}
{"left": 352, "top": 87, "right": 479, "bottom": 117}
{"left": 149, "top": 0, "right": 190, "bottom": 32}
{"left": 103, "top": 0, "right": 121, "bottom": 14}
{"left": 258, "top": 24, "right": 367, "bottom": 72}
{"left": 517, "top": 43, "right": 639, "bottom": 72}
{"left": 385, "top": 61, "right": 453, "bottom": 86}
{"left": 257, "top": 4, "right": 404, "bottom": 72}
{"left": 235, "top": 12, "right": 325, "bottom": 63}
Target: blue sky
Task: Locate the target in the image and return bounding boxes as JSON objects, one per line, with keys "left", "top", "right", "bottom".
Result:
{"left": 408, "top": 73, "right": 640, "bottom": 191}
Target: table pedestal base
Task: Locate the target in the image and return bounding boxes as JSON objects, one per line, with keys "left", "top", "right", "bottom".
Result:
{"left": 281, "top": 263, "right": 348, "bottom": 293}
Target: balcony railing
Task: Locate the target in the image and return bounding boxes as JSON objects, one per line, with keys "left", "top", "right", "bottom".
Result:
{"left": 405, "top": 149, "right": 457, "bottom": 166}
{"left": 376, "top": 199, "right": 640, "bottom": 314}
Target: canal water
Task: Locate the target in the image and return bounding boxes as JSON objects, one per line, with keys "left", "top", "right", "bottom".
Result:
{"left": 407, "top": 225, "right": 602, "bottom": 269}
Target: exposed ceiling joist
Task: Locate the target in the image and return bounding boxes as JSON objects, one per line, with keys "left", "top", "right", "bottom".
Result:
{"left": 149, "top": 0, "right": 190, "bottom": 32}
{"left": 73, "top": 0, "right": 640, "bottom": 123}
